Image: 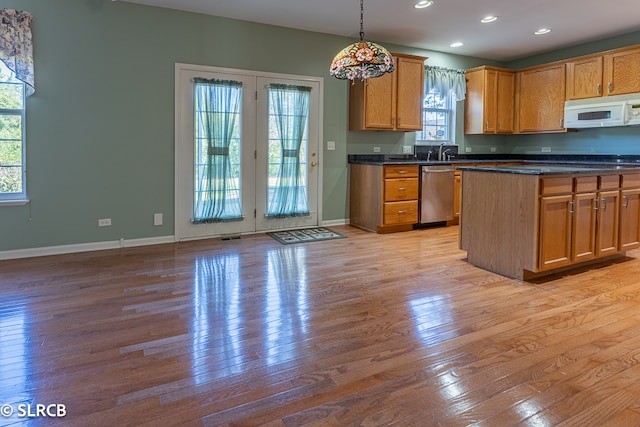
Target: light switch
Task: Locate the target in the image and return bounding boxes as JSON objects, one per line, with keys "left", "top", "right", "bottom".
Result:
{"left": 327, "top": 140, "right": 335, "bottom": 151}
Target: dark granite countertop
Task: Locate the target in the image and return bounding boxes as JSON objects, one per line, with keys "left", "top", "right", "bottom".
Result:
{"left": 456, "top": 164, "right": 640, "bottom": 175}
{"left": 348, "top": 154, "right": 640, "bottom": 170}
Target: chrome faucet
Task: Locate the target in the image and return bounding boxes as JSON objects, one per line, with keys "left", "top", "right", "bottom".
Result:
{"left": 438, "top": 143, "right": 448, "bottom": 161}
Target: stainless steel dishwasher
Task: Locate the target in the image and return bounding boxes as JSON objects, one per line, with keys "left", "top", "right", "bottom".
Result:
{"left": 420, "top": 165, "right": 455, "bottom": 224}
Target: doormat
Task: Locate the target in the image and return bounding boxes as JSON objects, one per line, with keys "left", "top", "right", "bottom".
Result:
{"left": 267, "top": 227, "right": 346, "bottom": 245}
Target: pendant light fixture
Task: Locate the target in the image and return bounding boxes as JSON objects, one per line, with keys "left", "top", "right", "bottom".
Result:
{"left": 330, "top": 0, "right": 395, "bottom": 82}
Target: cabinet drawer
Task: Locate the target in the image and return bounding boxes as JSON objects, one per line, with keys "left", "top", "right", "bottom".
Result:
{"left": 540, "top": 177, "right": 572, "bottom": 195}
{"left": 621, "top": 173, "right": 640, "bottom": 189}
{"left": 574, "top": 176, "right": 598, "bottom": 193}
{"left": 384, "top": 178, "right": 418, "bottom": 201}
{"left": 383, "top": 200, "right": 418, "bottom": 225}
{"left": 384, "top": 165, "right": 418, "bottom": 179}
{"left": 599, "top": 174, "right": 620, "bottom": 190}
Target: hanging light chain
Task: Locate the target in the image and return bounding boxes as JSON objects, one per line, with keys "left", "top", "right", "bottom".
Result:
{"left": 359, "top": 0, "right": 365, "bottom": 41}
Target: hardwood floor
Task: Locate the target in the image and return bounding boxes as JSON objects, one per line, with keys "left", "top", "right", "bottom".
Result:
{"left": 2, "top": 225, "right": 640, "bottom": 426}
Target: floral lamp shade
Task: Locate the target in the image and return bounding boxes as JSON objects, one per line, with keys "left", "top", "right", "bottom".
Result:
{"left": 330, "top": 41, "right": 395, "bottom": 81}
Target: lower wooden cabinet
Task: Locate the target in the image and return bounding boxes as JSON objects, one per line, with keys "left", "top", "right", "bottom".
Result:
{"left": 619, "top": 173, "right": 640, "bottom": 250}
{"left": 538, "top": 174, "right": 622, "bottom": 272}
{"left": 349, "top": 164, "right": 419, "bottom": 233}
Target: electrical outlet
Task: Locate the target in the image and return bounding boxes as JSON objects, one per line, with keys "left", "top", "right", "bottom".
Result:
{"left": 541, "top": 147, "right": 552, "bottom": 153}
{"left": 490, "top": 147, "right": 496, "bottom": 152}
{"left": 465, "top": 147, "right": 472, "bottom": 153}
{"left": 403, "top": 145, "right": 413, "bottom": 154}
{"left": 327, "top": 140, "right": 335, "bottom": 151}
{"left": 373, "top": 147, "right": 381, "bottom": 153}
{"left": 98, "top": 218, "right": 111, "bottom": 227}
{"left": 154, "top": 213, "right": 163, "bottom": 226}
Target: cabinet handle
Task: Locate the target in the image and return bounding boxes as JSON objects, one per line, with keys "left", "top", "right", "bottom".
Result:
{"left": 397, "top": 210, "right": 408, "bottom": 214}
{"left": 398, "top": 170, "right": 407, "bottom": 174}
{"left": 623, "top": 194, "right": 629, "bottom": 208}
{"left": 398, "top": 187, "right": 407, "bottom": 191}
{"left": 560, "top": 118, "right": 564, "bottom": 128}
{"left": 608, "top": 82, "right": 612, "bottom": 93}
{"left": 602, "top": 196, "right": 607, "bottom": 211}
{"left": 485, "top": 121, "right": 489, "bottom": 130}
{"left": 597, "top": 84, "right": 601, "bottom": 95}
{"left": 569, "top": 200, "right": 575, "bottom": 215}
{"left": 594, "top": 197, "right": 599, "bottom": 211}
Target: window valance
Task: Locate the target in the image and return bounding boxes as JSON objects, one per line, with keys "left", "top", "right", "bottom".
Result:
{"left": 0, "top": 9, "right": 34, "bottom": 96}
{"left": 424, "top": 65, "right": 466, "bottom": 101}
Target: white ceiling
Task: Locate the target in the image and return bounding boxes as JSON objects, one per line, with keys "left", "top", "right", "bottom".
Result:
{"left": 119, "top": 0, "right": 640, "bottom": 61}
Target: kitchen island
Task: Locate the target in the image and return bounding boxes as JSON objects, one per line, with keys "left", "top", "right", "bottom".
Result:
{"left": 458, "top": 164, "right": 640, "bottom": 280}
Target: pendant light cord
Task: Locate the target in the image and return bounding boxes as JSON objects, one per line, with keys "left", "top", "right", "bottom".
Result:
{"left": 359, "top": 0, "right": 365, "bottom": 41}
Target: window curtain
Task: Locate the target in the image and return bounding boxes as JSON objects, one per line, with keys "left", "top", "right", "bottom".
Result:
{"left": 192, "top": 78, "right": 243, "bottom": 224}
{"left": 424, "top": 65, "right": 466, "bottom": 101}
{"left": 0, "top": 9, "right": 34, "bottom": 96}
{"left": 266, "top": 84, "right": 311, "bottom": 218}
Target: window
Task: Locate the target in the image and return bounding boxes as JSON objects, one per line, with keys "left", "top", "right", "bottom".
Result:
{"left": 0, "top": 60, "right": 26, "bottom": 202}
{"left": 416, "top": 87, "right": 456, "bottom": 144}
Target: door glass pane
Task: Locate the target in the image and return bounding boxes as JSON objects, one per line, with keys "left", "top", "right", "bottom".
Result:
{"left": 193, "top": 79, "right": 243, "bottom": 223}
{"left": 266, "top": 84, "right": 311, "bottom": 218}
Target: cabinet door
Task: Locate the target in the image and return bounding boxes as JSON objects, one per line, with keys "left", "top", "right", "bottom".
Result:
{"left": 595, "top": 190, "right": 620, "bottom": 256}
{"left": 566, "top": 56, "right": 603, "bottom": 100}
{"left": 605, "top": 47, "right": 640, "bottom": 96}
{"left": 518, "top": 64, "right": 566, "bottom": 133}
{"left": 496, "top": 71, "right": 515, "bottom": 133}
{"left": 619, "top": 188, "right": 640, "bottom": 250}
{"left": 363, "top": 72, "right": 395, "bottom": 129}
{"left": 539, "top": 194, "right": 573, "bottom": 270}
{"left": 483, "top": 69, "right": 498, "bottom": 132}
{"left": 572, "top": 193, "right": 597, "bottom": 263}
{"left": 395, "top": 55, "right": 425, "bottom": 131}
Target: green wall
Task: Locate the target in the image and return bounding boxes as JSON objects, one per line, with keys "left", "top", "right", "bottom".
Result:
{"left": 1, "top": 0, "right": 638, "bottom": 253}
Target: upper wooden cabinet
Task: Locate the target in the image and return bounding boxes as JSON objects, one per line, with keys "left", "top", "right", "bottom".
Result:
{"left": 606, "top": 46, "right": 640, "bottom": 96}
{"left": 517, "top": 63, "right": 566, "bottom": 133}
{"left": 566, "top": 56, "right": 603, "bottom": 100}
{"left": 349, "top": 53, "right": 426, "bottom": 131}
{"left": 566, "top": 46, "right": 640, "bottom": 100}
{"left": 464, "top": 66, "right": 515, "bottom": 134}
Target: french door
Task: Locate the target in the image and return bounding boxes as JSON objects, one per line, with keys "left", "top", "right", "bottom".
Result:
{"left": 175, "top": 64, "right": 322, "bottom": 240}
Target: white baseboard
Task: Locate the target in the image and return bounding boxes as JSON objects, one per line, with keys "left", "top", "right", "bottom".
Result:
{"left": 0, "top": 220, "right": 348, "bottom": 261}
{"left": 321, "top": 219, "right": 347, "bottom": 227}
{"left": 0, "top": 236, "right": 176, "bottom": 261}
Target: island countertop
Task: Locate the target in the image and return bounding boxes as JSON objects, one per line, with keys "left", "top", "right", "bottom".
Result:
{"left": 456, "top": 164, "right": 640, "bottom": 175}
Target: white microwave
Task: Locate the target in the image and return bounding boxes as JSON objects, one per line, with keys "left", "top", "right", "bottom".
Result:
{"left": 564, "top": 93, "right": 640, "bottom": 128}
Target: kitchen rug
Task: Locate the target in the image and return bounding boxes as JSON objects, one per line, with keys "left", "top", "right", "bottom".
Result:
{"left": 267, "top": 227, "right": 346, "bottom": 245}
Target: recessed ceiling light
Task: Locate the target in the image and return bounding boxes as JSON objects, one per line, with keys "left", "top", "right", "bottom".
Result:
{"left": 450, "top": 42, "right": 463, "bottom": 48}
{"left": 481, "top": 16, "right": 498, "bottom": 23}
{"left": 534, "top": 28, "right": 551, "bottom": 35}
{"left": 414, "top": 1, "right": 433, "bottom": 9}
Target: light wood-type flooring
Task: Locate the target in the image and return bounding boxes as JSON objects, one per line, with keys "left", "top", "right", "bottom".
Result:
{"left": 2, "top": 225, "right": 640, "bottom": 426}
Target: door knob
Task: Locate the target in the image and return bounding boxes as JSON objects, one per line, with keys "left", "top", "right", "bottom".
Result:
{"left": 311, "top": 161, "right": 318, "bottom": 167}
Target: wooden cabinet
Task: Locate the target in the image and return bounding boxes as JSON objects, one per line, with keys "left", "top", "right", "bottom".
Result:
{"left": 566, "top": 56, "right": 604, "bottom": 100}
{"left": 517, "top": 63, "right": 566, "bottom": 133}
{"left": 538, "top": 174, "right": 621, "bottom": 272}
{"left": 566, "top": 46, "right": 640, "bottom": 100}
{"left": 349, "top": 53, "right": 426, "bottom": 131}
{"left": 619, "top": 173, "right": 640, "bottom": 250}
{"left": 349, "top": 164, "right": 418, "bottom": 233}
{"left": 464, "top": 66, "right": 515, "bottom": 134}
{"left": 450, "top": 170, "right": 461, "bottom": 225}
{"left": 538, "top": 177, "right": 573, "bottom": 271}
{"left": 605, "top": 46, "right": 640, "bottom": 96}
{"left": 595, "top": 175, "right": 620, "bottom": 257}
